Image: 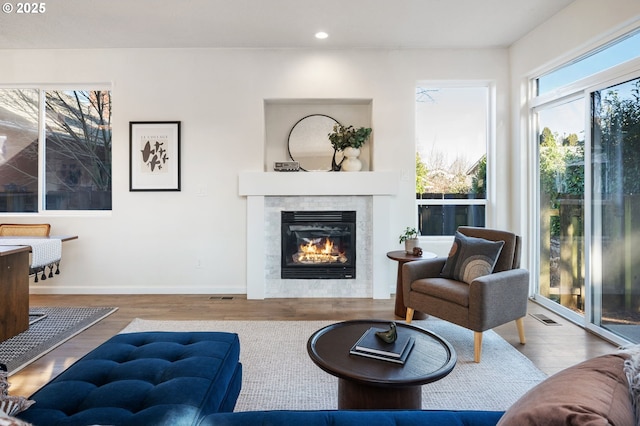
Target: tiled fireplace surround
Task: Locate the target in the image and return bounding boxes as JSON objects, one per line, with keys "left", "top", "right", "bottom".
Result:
{"left": 239, "top": 171, "right": 400, "bottom": 299}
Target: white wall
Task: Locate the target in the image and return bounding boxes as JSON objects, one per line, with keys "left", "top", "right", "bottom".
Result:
{"left": 510, "top": 0, "right": 640, "bottom": 271}
{"left": 0, "top": 47, "right": 510, "bottom": 294}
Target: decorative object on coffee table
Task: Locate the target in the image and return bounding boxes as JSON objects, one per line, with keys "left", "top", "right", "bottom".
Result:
{"left": 375, "top": 322, "right": 398, "bottom": 344}
{"left": 350, "top": 322, "right": 414, "bottom": 365}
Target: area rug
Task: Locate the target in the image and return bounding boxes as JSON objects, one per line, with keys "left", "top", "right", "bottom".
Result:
{"left": 1, "top": 307, "right": 118, "bottom": 375}
{"left": 120, "top": 318, "right": 547, "bottom": 411}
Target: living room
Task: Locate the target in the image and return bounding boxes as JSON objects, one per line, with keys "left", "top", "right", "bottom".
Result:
{"left": 0, "top": 0, "right": 636, "bottom": 300}
{"left": 1, "top": 1, "right": 640, "bottom": 424}
{"left": 0, "top": 0, "right": 610, "bottom": 297}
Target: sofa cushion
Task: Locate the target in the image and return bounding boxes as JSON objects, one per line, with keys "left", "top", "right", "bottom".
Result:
{"left": 411, "top": 277, "right": 470, "bottom": 307}
{"left": 441, "top": 231, "right": 504, "bottom": 284}
{"left": 17, "top": 331, "right": 242, "bottom": 426}
{"left": 497, "top": 353, "right": 634, "bottom": 426}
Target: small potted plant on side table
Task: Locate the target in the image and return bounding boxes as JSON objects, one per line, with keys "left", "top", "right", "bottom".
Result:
{"left": 399, "top": 227, "right": 421, "bottom": 255}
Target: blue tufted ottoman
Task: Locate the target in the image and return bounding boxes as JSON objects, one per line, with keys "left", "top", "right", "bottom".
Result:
{"left": 17, "top": 331, "right": 242, "bottom": 426}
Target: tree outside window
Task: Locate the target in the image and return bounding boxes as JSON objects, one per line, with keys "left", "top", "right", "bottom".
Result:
{"left": 415, "top": 85, "right": 488, "bottom": 235}
{"left": 0, "top": 89, "right": 112, "bottom": 212}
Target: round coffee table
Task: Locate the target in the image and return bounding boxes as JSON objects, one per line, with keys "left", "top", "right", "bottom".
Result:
{"left": 307, "top": 319, "right": 456, "bottom": 409}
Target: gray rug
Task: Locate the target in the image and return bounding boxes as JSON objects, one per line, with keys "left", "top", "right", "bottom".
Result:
{"left": 120, "top": 318, "right": 547, "bottom": 411}
{"left": 1, "top": 306, "right": 118, "bottom": 375}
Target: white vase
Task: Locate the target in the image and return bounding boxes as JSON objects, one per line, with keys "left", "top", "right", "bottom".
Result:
{"left": 405, "top": 238, "right": 420, "bottom": 254}
{"left": 341, "top": 147, "right": 362, "bottom": 172}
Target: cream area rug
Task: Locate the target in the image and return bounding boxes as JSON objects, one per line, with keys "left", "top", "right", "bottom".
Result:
{"left": 120, "top": 318, "right": 547, "bottom": 412}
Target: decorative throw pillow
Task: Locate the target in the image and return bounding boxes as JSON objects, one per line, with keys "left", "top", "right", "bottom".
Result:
{"left": 621, "top": 344, "right": 640, "bottom": 424}
{"left": 440, "top": 231, "right": 504, "bottom": 284}
{"left": 0, "top": 372, "right": 34, "bottom": 418}
{"left": 497, "top": 352, "right": 635, "bottom": 426}
{"left": 0, "top": 409, "right": 32, "bottom": 426}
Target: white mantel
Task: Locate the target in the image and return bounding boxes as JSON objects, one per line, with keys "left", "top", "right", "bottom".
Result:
{"left": 239, "top": 171, "right": 400, "bottom": 196}
{"left": 239, "top": 171, "right": 400, "bottom": 299}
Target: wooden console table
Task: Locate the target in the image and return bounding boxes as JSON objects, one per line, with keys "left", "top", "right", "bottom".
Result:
{"left": 0, "top": 235, "right": 78, "bottom": 341}
{"left": 0, "top": 245, "right": 30, "bottom": 341}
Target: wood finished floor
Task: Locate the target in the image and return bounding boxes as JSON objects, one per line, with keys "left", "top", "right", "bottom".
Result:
{"left": 8, "top": 294, "right": 617, "bottom": 397}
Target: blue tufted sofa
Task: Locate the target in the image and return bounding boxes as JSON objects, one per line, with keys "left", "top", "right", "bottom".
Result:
{"left": 194, "top": 351, "right": 635, "bottom": 426}
{"left": 16, "top": 332, "right": 242, "bottom": 426}
{"left": 13, "top": 330, "right": 505, "bottom": 426}
{"left": 198, "top": 409, "right": 505, "bottom": 425}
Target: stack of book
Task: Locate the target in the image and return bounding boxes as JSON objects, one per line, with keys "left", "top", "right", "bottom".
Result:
{"left": 349, "top": 327, "right": 415, "bottom": 364}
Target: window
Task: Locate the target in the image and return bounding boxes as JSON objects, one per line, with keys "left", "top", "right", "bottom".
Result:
{"left": 0, "top": 88, "right": 112, "bottom": 212}
{"left": 415, "top": 85, "right": 489, "bottom": 235}
{"left": 537, "top": 30, "right": 640, "bottom": 95}
{"left": 0, "top": 89, "right": 39, "bottom": 212}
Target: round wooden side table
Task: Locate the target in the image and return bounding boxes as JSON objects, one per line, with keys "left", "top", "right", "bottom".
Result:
{"left": 387, "top": 250, "right": 437, "bottom": 319}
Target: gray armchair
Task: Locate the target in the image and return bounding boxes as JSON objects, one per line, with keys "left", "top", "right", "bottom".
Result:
{"left": 402, "top": 226, "right": 528, "bottom": 363}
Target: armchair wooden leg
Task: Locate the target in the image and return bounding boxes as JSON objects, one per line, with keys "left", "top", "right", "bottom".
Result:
{"left": 516, "top": 317, "right": 526, "bottom": 344}
{"left": 474, "top": 331, "right": 482, "bottom": 363}
{"left": 405, "top": 308, "right": 415, "bottom": 324}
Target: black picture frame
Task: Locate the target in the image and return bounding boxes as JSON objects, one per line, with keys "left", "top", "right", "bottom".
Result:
{"left": 129, "top": 121, "right": 181, "bottom": 191}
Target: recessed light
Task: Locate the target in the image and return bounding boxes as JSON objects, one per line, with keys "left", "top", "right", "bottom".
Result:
{"left": 315, "top": 32, "right": 329, "bottom": 40}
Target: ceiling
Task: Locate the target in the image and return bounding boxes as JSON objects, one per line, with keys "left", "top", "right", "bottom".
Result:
{"left": 0, "top": 0, "right": 574, "bottom": 50}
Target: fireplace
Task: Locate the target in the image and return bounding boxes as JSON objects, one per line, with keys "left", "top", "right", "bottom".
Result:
{"left": 281, "top": 210, "right": 356, "bottom": 279}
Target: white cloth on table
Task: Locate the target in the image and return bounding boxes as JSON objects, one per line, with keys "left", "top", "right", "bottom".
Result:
{"left": 0, "top": 238, "right": 62, "bottom": 268}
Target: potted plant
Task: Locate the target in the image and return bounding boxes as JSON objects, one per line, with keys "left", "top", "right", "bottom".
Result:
{"left": 328, "top": 124, "right": 372, "bottom": 171}
{"left": 399, "top": 227, "right": 420, "bottom": 254}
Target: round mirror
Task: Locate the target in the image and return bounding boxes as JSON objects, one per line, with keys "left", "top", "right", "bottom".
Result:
{"left": 288, "top": 114, "right": 342, "bottom": 171}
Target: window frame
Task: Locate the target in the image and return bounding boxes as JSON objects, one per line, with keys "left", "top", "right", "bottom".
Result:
{"left": 415, "top": 80, "right": 495, "bottom": 237}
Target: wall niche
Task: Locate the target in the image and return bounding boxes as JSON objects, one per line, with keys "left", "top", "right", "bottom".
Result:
{"left": 264, "top": 98, "right": 373, "bottom": 172}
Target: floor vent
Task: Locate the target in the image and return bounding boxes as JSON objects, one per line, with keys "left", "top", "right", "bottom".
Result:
{"left": 209, "top": 296, "right": 234, "bottom": 300}
{"left": 530, "top": 313, "right": 561, "bottom": 325}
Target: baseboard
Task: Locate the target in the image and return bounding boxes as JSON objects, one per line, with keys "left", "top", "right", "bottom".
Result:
{"left": 29, "top": 285, "right": 247, "bottom": 295}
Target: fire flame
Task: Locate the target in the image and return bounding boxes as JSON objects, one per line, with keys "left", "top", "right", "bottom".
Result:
{"left": 296, "top": 237, "right": 347, "bottom": 264}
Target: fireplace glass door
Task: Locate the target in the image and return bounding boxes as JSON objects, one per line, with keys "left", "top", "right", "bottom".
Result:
{"left": 281, "top": 211, "right": 356, "bottom": 279}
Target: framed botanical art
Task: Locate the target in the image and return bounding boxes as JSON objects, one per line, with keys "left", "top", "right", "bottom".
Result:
{"left": 129, "top": 121, "right": 181, "bottom": 191}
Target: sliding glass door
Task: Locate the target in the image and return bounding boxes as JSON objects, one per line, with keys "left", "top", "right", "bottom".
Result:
{"left": 534, "top": 75, "right": 640, "bottom": 344}
{"left": 531, "top": 28, "right": 640, "bottom": 344}
{"left": 591, "top": 76, "right": 640, "bottom": 343}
